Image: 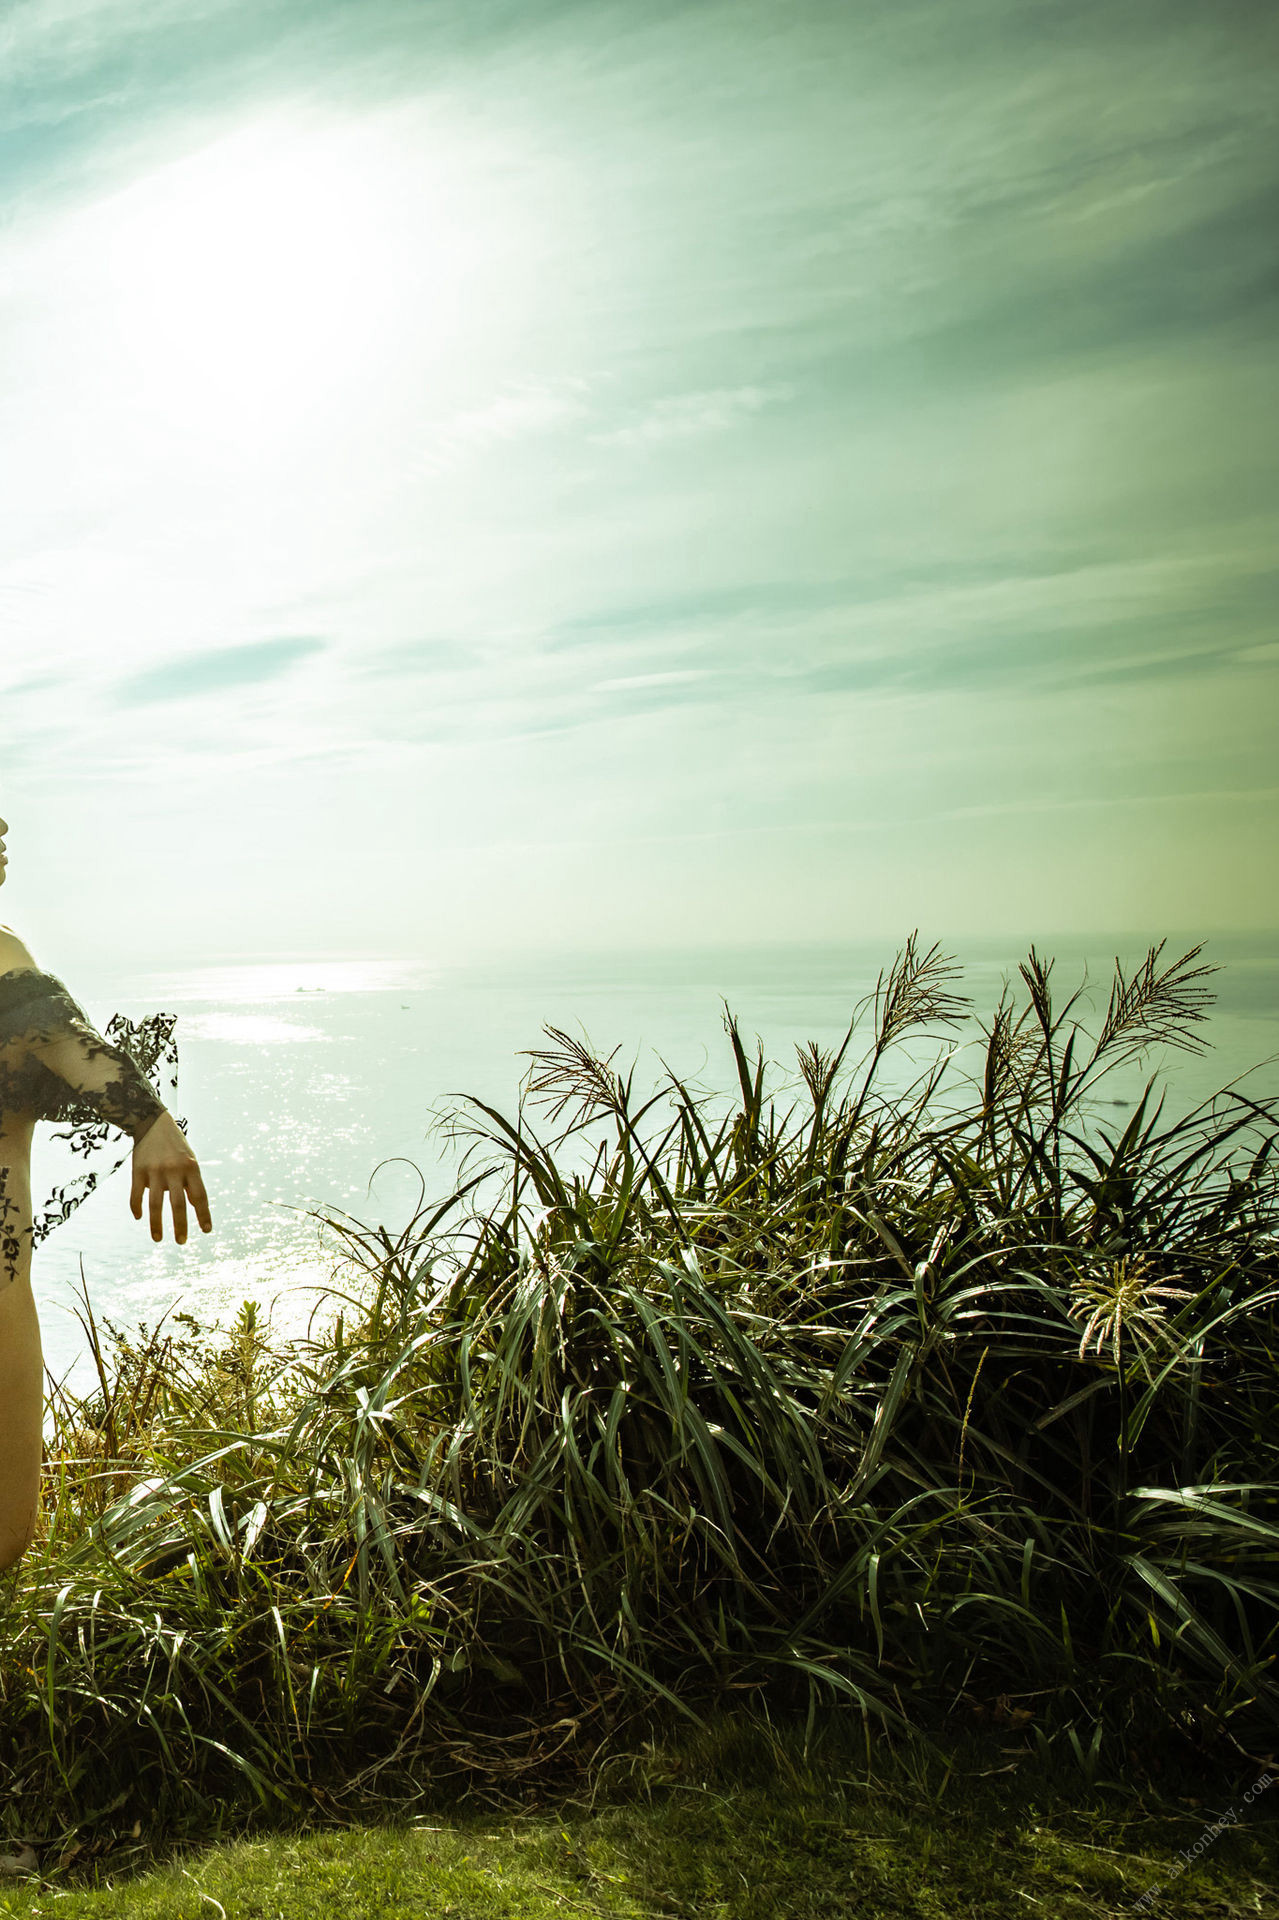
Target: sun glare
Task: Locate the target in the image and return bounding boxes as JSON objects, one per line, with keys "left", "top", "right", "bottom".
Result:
{"left": 96, "top": 117, "right": 460, "bottom": 446}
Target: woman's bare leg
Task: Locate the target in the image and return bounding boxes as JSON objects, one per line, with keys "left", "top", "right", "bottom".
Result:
{"left": 0, "top": 1274, "right": 42, "bottom": 1570}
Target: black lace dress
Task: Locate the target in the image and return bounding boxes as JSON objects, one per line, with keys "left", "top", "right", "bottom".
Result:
{"left": 0, "top": 968, "right": 181, "bottom": 1285}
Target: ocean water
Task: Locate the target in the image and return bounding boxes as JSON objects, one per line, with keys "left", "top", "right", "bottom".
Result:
{"left": 32, "top": 935, "right": 1279, "bottom": 1392}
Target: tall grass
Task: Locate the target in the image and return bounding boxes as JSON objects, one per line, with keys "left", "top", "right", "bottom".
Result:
{"left": 2, "top": 937, "right": 1276, "bottom": 1848}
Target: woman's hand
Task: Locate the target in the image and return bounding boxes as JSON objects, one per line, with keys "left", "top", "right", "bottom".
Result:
{"left": 130, "top": 1110, "right": 213, "bottom": 1244}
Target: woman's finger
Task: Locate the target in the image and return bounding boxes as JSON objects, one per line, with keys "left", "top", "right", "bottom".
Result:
{"left": 130, "top": 1163, "right": 146, "bottom": 1221}
{"left": 149, "top": 1174, "right": 165, "bottom": 1242}
{"left": 188, "top": 1168, "right": 213, "bottom": 1234}
{"left": 169, "top": 1178, "right": 189, "bottom": 1245}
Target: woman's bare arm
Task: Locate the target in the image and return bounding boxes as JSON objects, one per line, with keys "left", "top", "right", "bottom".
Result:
{"left": 0, "top": 925, "right": 212, "bottom": 1244}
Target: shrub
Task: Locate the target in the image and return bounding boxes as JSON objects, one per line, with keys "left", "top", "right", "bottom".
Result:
{"left": 3, "top": 937, "right": 1275, "bottom": 1843}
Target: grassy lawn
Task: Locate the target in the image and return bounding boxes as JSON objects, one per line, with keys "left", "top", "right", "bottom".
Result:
{"left": 0, "top": 1719, "right": 1275, "bottom": 1919}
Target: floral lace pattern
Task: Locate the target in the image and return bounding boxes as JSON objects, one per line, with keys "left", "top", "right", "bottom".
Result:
{"left": 0, "top": 968, "right": 182, "bottom": 1283}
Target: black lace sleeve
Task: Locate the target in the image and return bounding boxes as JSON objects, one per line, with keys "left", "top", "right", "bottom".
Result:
{"left": 0, "top": 967, "right": 183, "bottom": 1261}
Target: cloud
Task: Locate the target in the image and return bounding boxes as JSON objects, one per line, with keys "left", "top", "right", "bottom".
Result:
{"left": 547, "top": 580, "right": 856, "bottom": 651}
{"left": 414, "top": 380, "right": 594, "bottom": 476}
{"left": 1, "top": 672, "right": 59, "bottom": 697}
{"left": 356, "top": 638, "right": 477, "bottom": 677}
{"left": 113, "top": 636, "right": 326, "bottom": 704}
{"left": 536, "top": 550, "right": 1279, "bottom": 713}
{"left": 591, "top": 384, "right": 793, "bottom": 449}
{"left": 592, "top": 669, "right": 713, "bottom": 692}
{"left": 911, "top": 177, "right": 1279, "bottom": 385}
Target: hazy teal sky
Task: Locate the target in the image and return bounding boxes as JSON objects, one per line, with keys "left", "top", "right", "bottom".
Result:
{"left": 2, "top": 0, "right": 1277, "bottom": 966}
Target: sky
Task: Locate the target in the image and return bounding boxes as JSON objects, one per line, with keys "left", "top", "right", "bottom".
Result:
{"left": 1, "top": 0, "right": 1277, "bottom": 969}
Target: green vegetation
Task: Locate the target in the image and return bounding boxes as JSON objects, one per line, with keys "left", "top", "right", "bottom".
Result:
{"left": 0, "top": 1714, "right": 1276, "bottom": 1915}
{"left": 2, "top": 938, "right": 1277, "bottom": 1890}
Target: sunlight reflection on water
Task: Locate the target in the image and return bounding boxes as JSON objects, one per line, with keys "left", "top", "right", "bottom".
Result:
{"left": 179, "top": 1014, "right": 332, "bottom": 1044}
